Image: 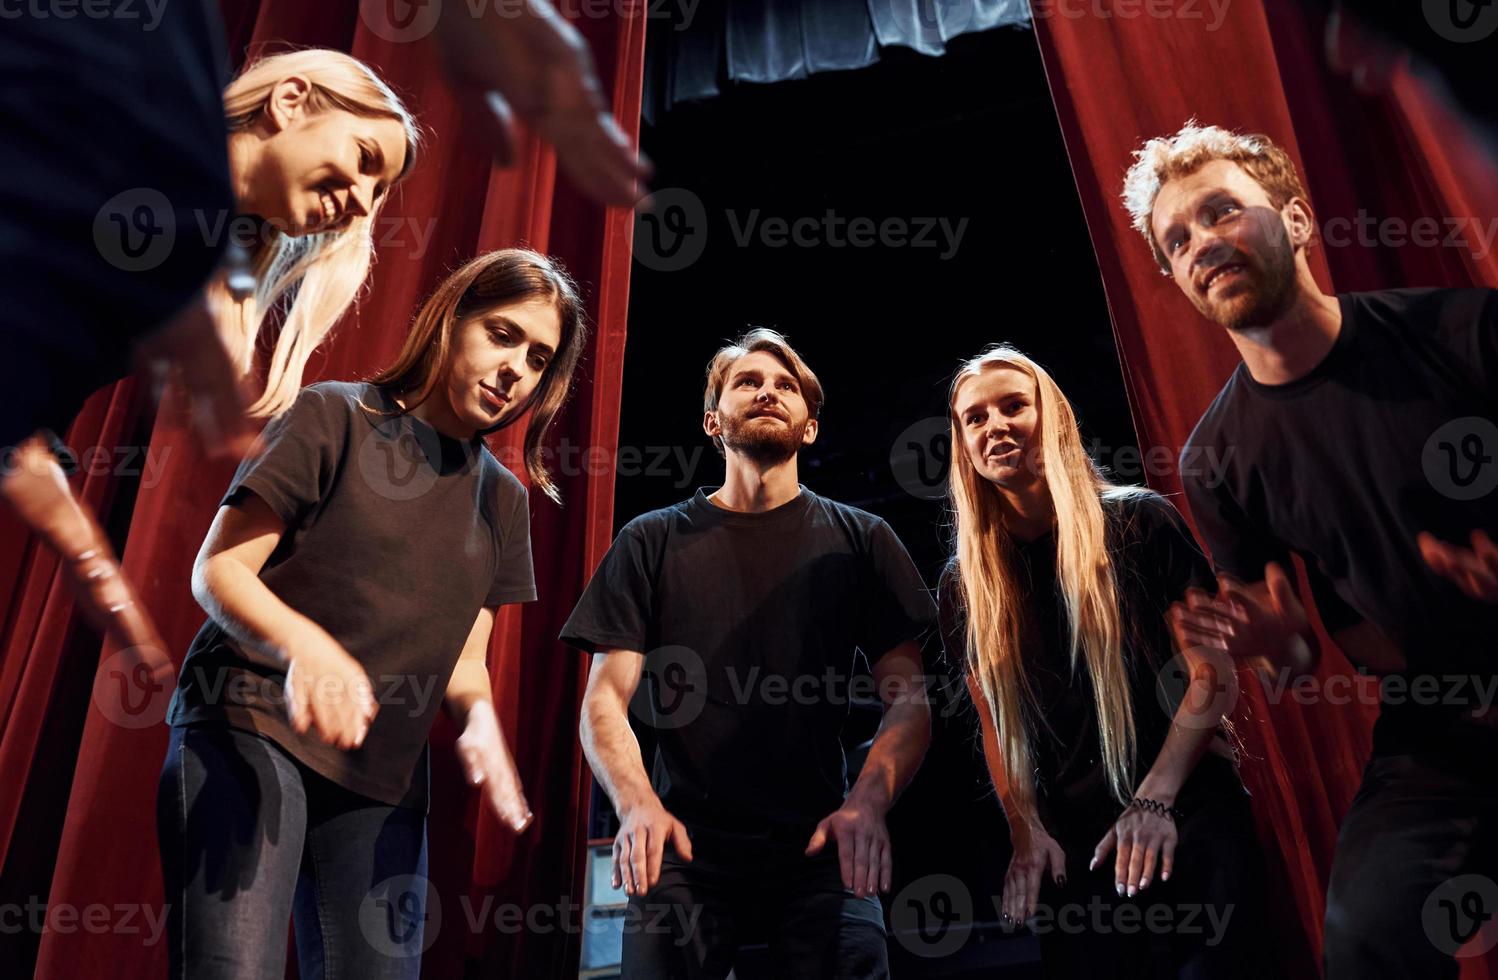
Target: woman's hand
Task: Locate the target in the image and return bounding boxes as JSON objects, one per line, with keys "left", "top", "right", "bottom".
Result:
{"left": 282, "top": 624, "right": 376, "bottom": 751}
{"left": 456, "top": 701, "right": 533, "bottom": 833}
{"left": 1091, "top": 802, "right": 1177, "bottom": 898}
{"left": 1003, "top": 821, "right": 1066, "bottom": 927}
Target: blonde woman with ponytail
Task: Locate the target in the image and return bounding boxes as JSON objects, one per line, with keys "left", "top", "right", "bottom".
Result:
{"left": 939, "top": 346, "right": 1266, "bottom": 979}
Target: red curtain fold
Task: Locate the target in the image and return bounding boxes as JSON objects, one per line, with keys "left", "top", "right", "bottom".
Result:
{"left": 1, "top": 4, "right": 643, "bottom": 978}
{"left": 1033, "top": 1, "right": 1497, "bottom": 976}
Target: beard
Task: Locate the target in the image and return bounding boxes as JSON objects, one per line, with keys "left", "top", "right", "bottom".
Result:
{"left": 720, "top": 409, "right": 806, "bottom": 463}
{"left": 1194, "top": 226, "right": 1299, "bottom": 333}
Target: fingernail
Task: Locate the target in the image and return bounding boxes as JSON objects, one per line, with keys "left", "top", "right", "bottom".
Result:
{"left": 1088, "top": 859, "right": 1096, "bottom": 871}
{"left": 1058, "top": 875, "right": 1067, "bottom": 886}
{"left": 1116, "top": 883, "right": 1125, "bottom": 897}
{"left": 1128, "top": 885, "right": 1137, "bottom": 897}
{"left": 1161, "top": 872, "right": 1170, "bottom": 882}
{"left": 1140, "top": 878, "right": 1150, "bottom": 889}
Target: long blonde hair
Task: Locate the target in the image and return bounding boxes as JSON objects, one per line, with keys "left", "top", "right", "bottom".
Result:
{"left": 947, "top": 346, "right": 1148, "bottom": 818}
{"left": 214, "top": 49, "right": 421, "bottom": 418}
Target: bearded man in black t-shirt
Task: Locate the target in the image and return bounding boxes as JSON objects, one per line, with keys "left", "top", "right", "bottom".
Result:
{"left": 562, "top": 328, "right": 936, "bottom": 979}
{"left": 1122, "top": 122, "right": 1498, "bottom": 979}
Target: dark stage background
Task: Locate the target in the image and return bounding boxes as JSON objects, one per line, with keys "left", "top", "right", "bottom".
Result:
{"left": 604, "top": 24, "right": 1136, "bottom": 975}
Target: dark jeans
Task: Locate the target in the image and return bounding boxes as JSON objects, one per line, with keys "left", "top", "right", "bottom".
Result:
{"left": 620, "top": 827, "right": 889, "bottom": 980}
{"left": 1324, "top": 751, "right": 1498, "bottom": 979}
{"left": 156, "top": 723, "right": 429, "bottom": 980}
{"left": 1036, "top": 788, "right": 1268, "bottom": 980}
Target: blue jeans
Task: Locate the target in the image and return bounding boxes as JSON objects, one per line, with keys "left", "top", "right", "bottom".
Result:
{"left": 156, "top": 723, "right": 429, "bottom": 980}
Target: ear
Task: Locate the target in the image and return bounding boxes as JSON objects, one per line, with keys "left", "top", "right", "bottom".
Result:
{"left": 702, "top": 410, "right": 721, "bottom": 439}
{"left": 265, "top": 76, "right": 313, "bottom": 133}
{"left": 1283, "top": 196, "right": 1317, "bottom": 251}
{"left": 801, "top": 418, "right": 819, "bottom": 446}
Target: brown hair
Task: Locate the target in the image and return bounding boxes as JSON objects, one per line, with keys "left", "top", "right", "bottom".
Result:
{"left": 702, "top": 327, "right": 824, "bottom": 456}
{"left": 369, "top": 248, "right": 586, "bottom": 503}
{"left": 1122, "top": 121, "right": 1310, "bottom": 273}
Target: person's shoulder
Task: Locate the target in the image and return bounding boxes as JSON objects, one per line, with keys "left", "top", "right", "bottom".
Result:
{"left": 1344, "top": 287, "right": 1497, "bottom": 328}
{"left": 805, "top": 491, "right": 895, "bottom": 539}
{"left": 475, "top": 444, "right": 528, "bottom": 501}
{"left": 302, "top": 379, "right": 372, "bottom": 405}
{"left": 1102, "top": 485, "right": 1187, "bottom": 528}
{"left": 618, "top": 497, "right": 698, "bottom": 540}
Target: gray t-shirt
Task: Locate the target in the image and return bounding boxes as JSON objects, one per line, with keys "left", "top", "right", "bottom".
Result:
{"left": 167, "top": 381, "right": 537, "bottom": 808}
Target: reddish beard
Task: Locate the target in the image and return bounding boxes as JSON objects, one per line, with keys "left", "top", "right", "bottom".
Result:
{"left": 720, "top": 409, "right": 806, "bottom": 462}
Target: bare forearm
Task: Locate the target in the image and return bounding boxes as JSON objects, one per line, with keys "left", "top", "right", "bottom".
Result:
{"left": 847, "top": 699, "right": 931, "bottom": 813}
{"left": 580, "top": 697, "right": 657, "bottom": 816}
{"left": 193, "top": 557, "right": 315, "bottom": 669}
{"left": 2, "top": 441, "right": 98, "bottom": 556}
{"left": 1136, "top": 676, "right": 1223, "bottom": 806}
{"left": 444, "top": 660, "right": 493, "bottom": 729}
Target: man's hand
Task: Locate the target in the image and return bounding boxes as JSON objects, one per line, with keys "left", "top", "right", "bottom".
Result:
{"left": 436, "top": 0, "right": 650, "bottom": 206}
{"left": 805, "top": 799, "right": 892, "bottom": 898}
{"left": 613, "top": 796, "right": 693, "bottom": 897}
{"left": 1002, "top": 822, "right": 1065, "bottom": 927}
{"left": 1091, "top": 803, "right": 1178, "bottom": 898}
{"left": 456, "top": 700, "right": 533, "bottom": 833}
{"left": 1419, "top": 530, "right": 1498, "bottom": 603}
{"left": 1169, "top": 564, "right": 1312, "bottom": 671}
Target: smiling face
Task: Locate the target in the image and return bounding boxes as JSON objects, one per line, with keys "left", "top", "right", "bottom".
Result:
{"left": 441, "top": 295, "right": 563, "bottom": 433}
{"left": 245, "top": 77, "right": 408, "bottom": 237}
{"left": 706, "top": 350, "right": 818, "bottom": 463}
{"left": 954, "top": 364, "right": 1042, "bottom": 491}
{"left": 1150, "top": 158, "right": 1304, "bottom": 332}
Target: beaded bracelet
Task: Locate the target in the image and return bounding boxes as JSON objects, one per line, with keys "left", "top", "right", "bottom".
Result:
{"left": 1127, "top": 796, "right": 1184, "bottom": 822}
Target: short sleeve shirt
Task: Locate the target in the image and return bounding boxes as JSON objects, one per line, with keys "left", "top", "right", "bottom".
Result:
{"left": 559, "top": 487, "right": 937, "bottom": 835}
{"left": 167, "top": 382, "right": 537, "bottom": 808}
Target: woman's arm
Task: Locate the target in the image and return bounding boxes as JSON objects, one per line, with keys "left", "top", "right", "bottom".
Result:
{"left": 193, "top": 492, "right": 374, "bottom": 749}
{"left": 968, "top": 674, "right": 1066, "bottom": 924}
{"left": 444, "top": 606, "right": 532, "bottom": 832}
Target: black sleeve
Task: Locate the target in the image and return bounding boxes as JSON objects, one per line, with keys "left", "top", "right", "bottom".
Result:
{"left": 487, "top": 486, "right": 538, "bottom": 606}
{"left": 858, "top": 519, "right": 938, "bottom": 664}
{"left": 223, "top": 387, "right": 341, "bottom": 527}
{"left": 1301, "top": 558, "right": 1365, "bottom": 635}
{"left": 1179, "top": 447, "right": 1290, "bottom": 584}
{"left": 559, "top": 521, "right": 657, "bottom": 654}
{"left": 1139, "top": 493, "right": 1215, "bottom": 601}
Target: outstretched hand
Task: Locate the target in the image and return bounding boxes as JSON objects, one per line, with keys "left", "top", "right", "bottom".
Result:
{"left": 436, "top": 0, "right": 651, "bottom": 206}
{"left": 1168, "top": 563, "right": 1310, "bottom": 670}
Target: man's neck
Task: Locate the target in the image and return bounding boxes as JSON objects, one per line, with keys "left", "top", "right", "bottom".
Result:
{"left": 1226, "top": 271, "right": 1343, "bottom": 386}
{"left": 710, "top": 455, "right": 801, "bottom": 513}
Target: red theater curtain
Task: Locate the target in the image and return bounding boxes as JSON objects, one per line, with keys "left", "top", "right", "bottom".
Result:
{"left": 1032, "top": 0, "right": 1498, "bottom": 976}
{"left": 0, "top": 3, "right": 645, "bottom": 977}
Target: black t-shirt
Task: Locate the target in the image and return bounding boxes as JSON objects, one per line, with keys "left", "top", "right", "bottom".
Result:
{"left": 559, "top": 487, "right": 937, "bottom": 837}
{"left": 167, "top": 382, "right": 538, "bottom": 808}
{"left": 1182, "top": 288, "right": 1498, "bottom": 752}
{"left": 938, "top": 491, "right": 1242, "bottom": 846}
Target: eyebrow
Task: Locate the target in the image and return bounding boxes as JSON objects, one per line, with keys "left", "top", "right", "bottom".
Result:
{"left": 730, "top": 367, "right": 797, "bottom": 387}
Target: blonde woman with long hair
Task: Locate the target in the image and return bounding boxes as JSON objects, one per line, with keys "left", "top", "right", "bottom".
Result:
{"left": 940, "top": 346, "right": 1266, "bottom": 978}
